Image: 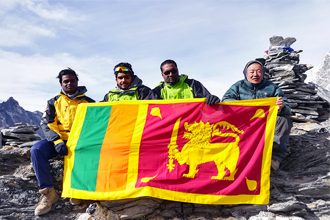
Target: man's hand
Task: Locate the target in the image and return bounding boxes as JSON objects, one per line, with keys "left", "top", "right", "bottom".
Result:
{"left": 55, "top": 142, "right": 68, "bottom": 156}
{"left": 276, "top": 97, "right": 284, "bottom": 110}
{"left": 206, "top": 95, "right": 220, "bottom": 106}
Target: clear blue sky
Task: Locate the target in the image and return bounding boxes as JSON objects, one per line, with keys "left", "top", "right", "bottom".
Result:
{"left": 0, "top": 0, "right": 329, "bottom": 111}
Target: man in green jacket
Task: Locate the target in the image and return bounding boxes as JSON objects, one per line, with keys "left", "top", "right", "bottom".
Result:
{"left": 102, "top": 62, "right": 156, "bottom": 101}
{"left": 153, "top": 59, "right": 220, "bottom": 105}
{"left": 222, "top": 59, "right": 292, "bottom": 170}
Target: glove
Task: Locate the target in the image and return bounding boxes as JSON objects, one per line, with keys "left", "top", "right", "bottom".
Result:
{"left": 206, "top": 95, "right": 220, "bottom": 106}
{"left": 55, "top": 142, "right": 68, "bottom": 156}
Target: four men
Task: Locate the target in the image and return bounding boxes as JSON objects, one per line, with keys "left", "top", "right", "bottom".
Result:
{"left": 31, "top": 59, "right": 291, "bottom": 216}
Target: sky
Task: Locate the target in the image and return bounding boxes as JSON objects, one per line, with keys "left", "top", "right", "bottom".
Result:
{"left": 0, "top": 0, "right": 329, "bottom": 112}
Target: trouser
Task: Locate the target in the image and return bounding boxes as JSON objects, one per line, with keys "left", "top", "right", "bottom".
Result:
{"left": 31, "top": 139, "right": 58, "bottom": 189}
{"left": 272, "top": 115, "right": 293, "bottom": 162}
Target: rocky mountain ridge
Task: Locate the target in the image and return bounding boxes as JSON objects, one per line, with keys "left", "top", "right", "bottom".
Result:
{"left": 0, "top": 97, "right": 44, "bottom": 139}
{"left": 305, "top": 52, "right": 330, "bottom": 104}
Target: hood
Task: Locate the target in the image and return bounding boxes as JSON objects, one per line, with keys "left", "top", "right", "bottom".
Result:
{"left": 243, "top": 60, "right": 265, "bottom": 80}
{"left": 61, "top": 86, "right": 87, "bottom": 99}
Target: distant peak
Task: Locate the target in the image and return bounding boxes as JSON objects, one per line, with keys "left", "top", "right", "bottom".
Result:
{"left": 6, "top": 97, "right": 19, "bottom": 105}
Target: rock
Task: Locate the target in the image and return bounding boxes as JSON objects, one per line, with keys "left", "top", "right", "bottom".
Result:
{"left": 279, "top": 85, "right": 297, "bottom": 89}
{"left": 291, "top": 109, "right": 319, "bottom": 115}
{"left": 297, "top": 106, "right": 318, "bottom": 111}
{"left": 281, "top": 89, "right": 296, "bottom": 94}
{"left": 293, "top": 90, "right": 314, "bottom": 95}
{"left": 1, "top": 123, "right": 42, "bottom": 148}
{"left": 77, "top": 213, "right": 92, "bottom": 220}
{"left": 285, "top": 94, "right": 318, "bottom": 100}
{"left": 295, "top": 87, "right": 317, "bottom": 95}
{"left": 86, "top": 203, "right": 112, "bottom": 219}
{"left": 287, "top": 99, "right": 326, "bottom": 104}
{"left": 268, "top": 201, "right": 307, "bottom": 213}
{"left": 288, "top": 103, "right": 298, "bottom": 108}
{"left": 18, "top": 141, "right": 39, "bottom": 148}
{"left": 12, "top": 126, "right": 36, "bottom": 134}
{"left": 269, "top": 36, "right": 296, "bottom": 47}
{"left": 273, "top": 70, "right": 295, "bottom": 79}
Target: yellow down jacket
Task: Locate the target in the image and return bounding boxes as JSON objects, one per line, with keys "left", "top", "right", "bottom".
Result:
{"left": 40, "top": 86, "right": 95, "bottom": 145}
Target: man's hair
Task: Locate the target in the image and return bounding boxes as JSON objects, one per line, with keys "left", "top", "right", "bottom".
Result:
{"left": 160, "top": 59, "right": 177, "bottom": 71}
{"left": 114, "top": 62, "right": 134, "bottom": 78}
{"left": 56, "top": 68, "right": 79, "bottom": 84}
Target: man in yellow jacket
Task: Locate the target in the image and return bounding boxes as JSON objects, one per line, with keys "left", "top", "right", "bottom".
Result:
{"left": 31, "top": 68, "right": 95, "bottom": 216}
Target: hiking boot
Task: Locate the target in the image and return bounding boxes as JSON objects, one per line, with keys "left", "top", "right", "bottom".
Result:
{"left": 271, "top": 159, "right": 280, "bottom": 171}
{"left": 34, "top": 187, "right": 60, "bottom": 216}
{"left": 70, "top": 198, "right": 82, "bottom": 205}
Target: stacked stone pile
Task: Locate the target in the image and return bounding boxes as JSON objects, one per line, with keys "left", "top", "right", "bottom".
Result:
{"left": 264, "top": 35, "right": 329, "bottom": 122}
{"left": 0, "top": 123, "right": 41, "bottom": 148}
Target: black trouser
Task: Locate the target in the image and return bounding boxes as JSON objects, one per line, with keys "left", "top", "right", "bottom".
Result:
{"left": 272, "top": 115, "right": 293, "bottom": 162}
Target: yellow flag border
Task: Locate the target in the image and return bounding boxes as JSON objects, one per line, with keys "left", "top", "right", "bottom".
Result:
{"left": 62, "top": 97, "right": 278, "bottom": 204}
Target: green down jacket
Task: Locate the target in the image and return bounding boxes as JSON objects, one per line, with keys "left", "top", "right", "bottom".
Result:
{"left": 222, "top": 78, "right": 291, "bottom": 116}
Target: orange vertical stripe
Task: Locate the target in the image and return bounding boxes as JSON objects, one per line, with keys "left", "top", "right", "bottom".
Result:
{"left": 96, "top": 104, "right": 139, "bottom": 192}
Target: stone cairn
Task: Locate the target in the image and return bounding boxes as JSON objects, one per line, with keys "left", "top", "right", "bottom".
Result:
{"left": 0, "top": 123, "right": 41, "bottom": 148}
{"left": 264, "top": 35, "right": 329, "bottom": 122}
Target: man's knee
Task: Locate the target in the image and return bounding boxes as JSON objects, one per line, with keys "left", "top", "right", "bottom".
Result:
{"left": 275, "top": 115, "right": 292, "bottom": 136}
{"left": 31, "top": 139, "right": 55, "bottom": 159}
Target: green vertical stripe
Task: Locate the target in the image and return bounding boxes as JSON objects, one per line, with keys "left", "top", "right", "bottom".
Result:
{"left": 71, "top": 105, "right": 112, "bottom": 191}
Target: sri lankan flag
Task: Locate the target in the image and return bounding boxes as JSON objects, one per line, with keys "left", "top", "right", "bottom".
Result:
{"left": 62, "top": 98, "right": 278, "bottom": 204}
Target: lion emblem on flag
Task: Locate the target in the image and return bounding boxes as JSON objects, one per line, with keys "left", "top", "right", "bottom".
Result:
{"left": 167, "top": 118, "right": 244, "bottom": 181}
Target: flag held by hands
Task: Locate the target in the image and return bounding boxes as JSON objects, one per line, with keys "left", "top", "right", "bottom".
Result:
{"left": 62, "top": 98, "right": 278, "bottom": 204}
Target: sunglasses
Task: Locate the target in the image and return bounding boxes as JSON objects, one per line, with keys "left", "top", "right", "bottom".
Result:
{"left": 114, "top": 66, "right": 132, "bottom": 73}
{"left": 163, "top": 68, "right": 178, "bottom": 75}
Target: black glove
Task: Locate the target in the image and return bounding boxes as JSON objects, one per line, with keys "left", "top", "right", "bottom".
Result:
{"left": 206, "top": 95, "right": 220, "bottom": 106}
{"left": 55, "top": 142, "right": 68, "bottom": 156}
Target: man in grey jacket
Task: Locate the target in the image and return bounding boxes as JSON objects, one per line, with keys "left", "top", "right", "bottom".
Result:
{"left": 222, "top": 59, "right": 292, "bottom": 170}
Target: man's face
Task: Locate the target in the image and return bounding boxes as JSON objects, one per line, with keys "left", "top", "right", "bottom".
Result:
{"left": 61, "top": 74, "right": 77, "bottom": 95}
{"left": 116, "top": 72, "right": 133, "bottom": 89}
{"left": 246, "top": 63, "right": 263, "bottom": 84}
{"left": 161, "top": 63, "right": 179, "bottom": 85}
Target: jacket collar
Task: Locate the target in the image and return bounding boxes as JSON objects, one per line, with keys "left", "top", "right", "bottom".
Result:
{"left": 243, "top": 78, "right": 267, "bottom": 89}
{"left": 164, "top": 74, "right": 188, "bottom": 88}
{"left": 60, "top": 86, "right": 87, "bottom": 99}
{"left": 111, "top": 75, "right": 143, "bottom": 94}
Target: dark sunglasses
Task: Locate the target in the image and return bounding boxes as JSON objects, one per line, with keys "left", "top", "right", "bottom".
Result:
{"left": 163, "top": 68, "right": 178, "bottom": 75}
